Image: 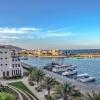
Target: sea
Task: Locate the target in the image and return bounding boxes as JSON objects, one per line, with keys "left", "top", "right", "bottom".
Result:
{"left": 22, "top": 57, "right": 100, "bottom": 85}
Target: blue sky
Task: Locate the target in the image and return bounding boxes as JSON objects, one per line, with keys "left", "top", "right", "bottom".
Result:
{"left": 0, "top": 0, "right": 99, "bottom": 49}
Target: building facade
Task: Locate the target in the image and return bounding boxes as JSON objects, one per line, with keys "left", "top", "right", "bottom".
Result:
{"left": 0, "top": 46, "right": 23, "bottom": 78}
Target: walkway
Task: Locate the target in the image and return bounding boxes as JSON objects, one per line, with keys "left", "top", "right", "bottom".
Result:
{"left": 22, "top": 77, "right": 45, "bottom": 100}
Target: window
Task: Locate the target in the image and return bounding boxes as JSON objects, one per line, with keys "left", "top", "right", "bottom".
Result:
{"left": 12, "top": 58, "right": 14, "bottom": 61}
{"left": 1, "top": 64, "right": 3, "bottom": 66}
{"left": 12, "top": 70, "right": 13, "bottom": 76}
{"left": 20, "top": 70, "right": 21, "bottom": 75}
{"left": 5, "top": 51, "right": 7, "bottom": 54}
{"left": 5, "top": 57, "right": 7, "bottom": 59}
{"left": 0, "top": 51, "right": 3, "bottom": 54}
{"left": 0, "top": 58, "right": 3, "bottom": 60}
{"left": 3, "top": 72, "right": 5, "bottom": 77}
{"left": 15, "top": 64, "right": 17, "bottom": 67}
{"left": 6, "top": 71, "right": 9, "bottom": 76}
{"left": 14, "top": 70, "right": 15, "bottom": 75}
{"left": 18, "top": 64, "right": 20, "bottom": 67}
{"left": 18, "top": 70, "right": 19, "bottom": 75}
{"left": 5, "top": 64, "right": 7, "bottom": 66}
{"left": 12, "top": 64, "right": 14, "bottom": 67}
{"left": 16, "top": 70, "right": 17, "bottom": 75}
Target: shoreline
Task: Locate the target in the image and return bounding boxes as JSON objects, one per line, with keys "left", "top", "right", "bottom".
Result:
{"left": 28, "top": 55, "right": 100, "bottom": 59}
{"left": 29, "top": 55, "right": 68, "bottom": 58}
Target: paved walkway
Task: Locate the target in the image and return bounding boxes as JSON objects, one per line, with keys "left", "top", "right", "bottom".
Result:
{"left": 22, "top": 77, "right": 45, "bottom": 100}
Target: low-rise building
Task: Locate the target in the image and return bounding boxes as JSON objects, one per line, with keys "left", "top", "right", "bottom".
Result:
{"left": 50, "top": 49, "right": 60, "bottom": 56}
{"left": 0, "top": 46, "right": 23, "bottom": 78}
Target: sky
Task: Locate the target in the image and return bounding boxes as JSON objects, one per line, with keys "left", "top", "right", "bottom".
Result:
{"left": 0, "top": 0, "right": 100, "bottom": 49}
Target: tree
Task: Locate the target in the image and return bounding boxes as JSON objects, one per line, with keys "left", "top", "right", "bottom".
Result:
{"left": 53, "top": 82, "right": 81, "bottom": 100}
{"left": 35, "top": 69, "right": 45, "bottom": 85}
{"left": 29, "top": 69, "right": 45, "bottom": 85}
{"left": 86, "top": 91, "right": 100, "bottom": 100}
{"left": 42, "top": 77, "right": 56, "bottom": 97}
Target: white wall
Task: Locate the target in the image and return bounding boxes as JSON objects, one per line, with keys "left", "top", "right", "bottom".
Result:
{"left": 0, "top": 48, "right": 23, "bottom": 78}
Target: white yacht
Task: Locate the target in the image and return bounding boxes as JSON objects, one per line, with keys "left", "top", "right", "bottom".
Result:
{"left": 52, "top": 64, "right": 77, "bottom": 73}
{"left": 75, "top": 73, "right": 96, "bottom": 82}
{"left": 62, "top": 69, "right": 77, "bottom": 76}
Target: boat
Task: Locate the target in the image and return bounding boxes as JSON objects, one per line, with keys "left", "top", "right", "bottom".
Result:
{"left": 43, "top": 62, "right": 60, "bottom": 71}
{"left": 75, "top": 73, "right": 96, "bottom": 82}
{"left": 62, "top": 69, "right": 77, "bottom": 76}
{"left": 52, "top": 64, "right": 77, "bottom": 73}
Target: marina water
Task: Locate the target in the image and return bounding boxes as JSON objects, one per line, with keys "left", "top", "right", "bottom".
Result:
{"left": 22, "top": 57, "right": 100, "bottom": 85}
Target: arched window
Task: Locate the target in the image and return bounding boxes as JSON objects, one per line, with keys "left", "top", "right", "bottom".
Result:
{"left": 14, "top": 70, "right": 15, "bottom": 75}
{"left": 3, "top": 72, "right": 5, "bottom": 77}
{"left": 12, "top": 70, "right": 13, "bottom": 76}
{"left": 6, "top": 71, "right": 9, "bottom": 76}
{"left": 20, "top": 70, "right": 21, "bottom": 75}
{"left": 16, "top": 70, "right": 17, "bottom": 75}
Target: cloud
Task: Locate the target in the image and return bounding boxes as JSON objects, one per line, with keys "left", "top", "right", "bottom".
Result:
{"left": 0, "top": 27, "right": 40, "bottom": 41}
{"left": 46, "top": 32, "right": 72, "bottom": 37}
{"left": 0, "top": 27, "right": 39, "bottom": 34}
{"left": 0, "top": 27, "right": 74, "bottom": 43}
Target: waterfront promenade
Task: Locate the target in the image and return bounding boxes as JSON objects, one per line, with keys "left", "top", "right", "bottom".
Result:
{"left": 22, "top": 62, "right": 100, "bottom": 94}
{"left": 43, "top": 69, "right": 100, "bottom": 94}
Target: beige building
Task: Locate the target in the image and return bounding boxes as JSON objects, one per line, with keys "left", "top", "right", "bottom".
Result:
{"left": 50, "top": 49, "right": 60, "bottom": 56}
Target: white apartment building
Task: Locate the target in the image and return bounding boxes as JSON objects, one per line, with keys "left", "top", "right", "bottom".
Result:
{"left": 0, "top": 46, "right": 23, "bottom": 78}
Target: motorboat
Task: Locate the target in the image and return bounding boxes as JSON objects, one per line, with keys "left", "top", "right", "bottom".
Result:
{"left": 43, "top": 62, "right": 60, "bottom": 71}
{"left": 52, "top": 64, "right": 77, "bottom": 73}
{"left": 62, "top": 69, "right": 77, "bottom": 76}
{"left": 75, "top": 73, "right": 96, "bottom": 82}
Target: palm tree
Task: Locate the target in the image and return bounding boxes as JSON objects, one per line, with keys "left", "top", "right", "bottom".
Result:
{"left": 53, "top": 82, "right": 81, "bottom": 100}
{"left": 29, "top": 69, "right": 45, "bottom": 85}
{"left": 28, "top": 67, "right": 37, "bottom": 80}
{"left": 86, "top": 91, "right": 100, "bottom": 100}
{"left": 29, "top": 69, "right": 35, "bottom": 81}
{"left": 42, "top": 77, "right": 56, "bottom": 97}
{"left": 35, "top": 69, "right": 45, "bottom": 85}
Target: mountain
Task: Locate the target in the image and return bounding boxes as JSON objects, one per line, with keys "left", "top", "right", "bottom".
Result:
{"left": 0, "top": 44, "right": 23, "bottom": 51}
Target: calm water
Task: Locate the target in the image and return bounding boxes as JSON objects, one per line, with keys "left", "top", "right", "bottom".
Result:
{"left": 22, "top": 57, "right": 100, "bottom": 85}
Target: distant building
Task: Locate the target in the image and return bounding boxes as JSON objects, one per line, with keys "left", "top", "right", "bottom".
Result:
{"left": 0, "top": 46, "right": 23, "bottom": 78}
{"left": 50, "top": 49, "right": 60, "bottom": 56}
{"left": 37, "top": 50, "right": 42, "bottom": 55}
